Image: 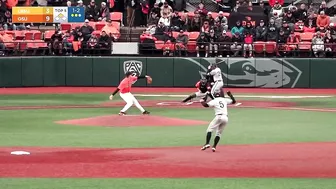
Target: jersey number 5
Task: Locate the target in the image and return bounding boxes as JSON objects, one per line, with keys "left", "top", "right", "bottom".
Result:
{"left": 219, "top": 101, "right": 224, "bottom": 108}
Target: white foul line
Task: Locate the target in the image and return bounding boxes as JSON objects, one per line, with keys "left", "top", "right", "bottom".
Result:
{"left": 134, "top": 94, "right": 333, "bottom": 99}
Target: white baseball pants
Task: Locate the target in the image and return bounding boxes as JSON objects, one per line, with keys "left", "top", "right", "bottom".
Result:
{"left": 211, "top": 80, "right": 224, "bottom": 97}
{"left": 207, "top": 115, "right": 228, "bottom": 137}
{"left": 119, "top": 92, "right": 145, "bottom": 113}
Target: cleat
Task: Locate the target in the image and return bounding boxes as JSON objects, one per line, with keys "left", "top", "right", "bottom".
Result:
{"left": 201, "top": 144, "right": 210, "bottom": 151}
{"left": 119, "top": 112, "right": 126, "bottom": 116}
{"left": 212, "top": 147, "right": 216, "bottom": 152}
{"left": 142, "top": 110, "right": 150, "bottom": 115}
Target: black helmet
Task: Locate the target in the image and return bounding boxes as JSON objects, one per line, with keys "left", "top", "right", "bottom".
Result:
{"left": 125, "top": 71, "right": 134, "bottom": 77}
{"left": 200, "top": 78, "right": 207, "bottom": 85}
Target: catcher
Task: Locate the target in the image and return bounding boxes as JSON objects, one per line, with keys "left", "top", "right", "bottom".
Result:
{"left": 182, "top": 78, "right": 212, "bottom": 103}
{"left": 109, "top": 71, "right": 153, "bottom": 115}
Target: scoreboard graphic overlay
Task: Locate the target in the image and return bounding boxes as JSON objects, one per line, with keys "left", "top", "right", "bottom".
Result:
{"left": 12, "top": 7, "right": 85, "bottom": 23}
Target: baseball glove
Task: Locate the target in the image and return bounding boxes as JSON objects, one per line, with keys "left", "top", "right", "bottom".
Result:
{"left": 147, "top": 76, "right": 153, "bottom": 84}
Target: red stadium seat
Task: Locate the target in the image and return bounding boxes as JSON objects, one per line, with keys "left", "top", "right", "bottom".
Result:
{"left": 300, "top": 33, "right": 314, "bottom": 41}
{"left": 187, "top": 41, "right": 197, "bottom": 53}
{"left": 60, "top": 23, "right": 71, "bottom": 31}
{"left": 88, "top": 21, "right": 96, "bottom": 29}
{"left": 71, "top": 23, "right": 83, "bottom": 29}
{"left": 226, "top": 32, "right": 232, "bottom": 38}
{"left": 222, "top": 12, "right": 230, "bottom": 17}
{"left": 110, "top": 12, "right": 122, "bottom": 22}
{"left": 33, "top": 31, "right": 42, "bottom": 40}
{"left": 14, "top": 31, "right": 25, "bottom": 40}
{"left": 35, "top": 40, "right": 48, "bottom": 48}
{"left": 18, "top": 40, "right": 27, "bottom": 51}
{"left": 172, "top": 31, "right": 179, "bottom": 38}
{"left": 298, "top": 41, "right": 312, "bottom": 50}
{"left": 44, "top": 30, "right": 55, "bottom": 40}
{"left": 95, "top": 22, "right": 106, "bottom": 30}
{"left": 155, "top": 40, "right": 165, "bottom": 50}
{"left": 112, "top": 21, "right": 121, "bottom": 30}
{"left": 92, "top": 30, "right": 101, "bottom": 38}
{"left": 5, "top": 31, "right": 14, "bottom": 36}
{"left": 188, "top": 32, "right": 199, "bottom": 41}
{"left": 24, "top": 31, "right": 34, "bottom": 40}
{"left": 253, "top": 41, "right": 265, "bottom": 54}
{"left": 265, "top": 42, "right": 276, "bottom": 54}
{"left": 211, "top": 12, "right": 219, "bottom": 19}
{"left": 26, "top": 40, "right": 36, "bottom": 49}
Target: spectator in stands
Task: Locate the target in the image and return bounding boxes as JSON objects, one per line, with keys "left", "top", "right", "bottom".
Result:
{"left": 86, "top": 0, "right": 99, "bottom": 21}
{"left": 294, "top": 4, "right": 307, "bottom": 22}
{"left": 243, "top": 31, "right": 253, "bottom": 58}
{"left": 162, "top": 32, "right": 176, "bottom": 56}
{"left": 307, "top": 3, "right": 317, "bottom": 17}
{"left": 140, "top": 0, "right": 149, "bottom": 26}
{"left": 188, "top": 11, "right": 201, "bottom": 32}
{"left": 63, "top": 30, "right": 74, "bottom": 55}
{"left": 318, "top": 1, "right": 328, "bottom": 15}
{"left": 283, "top": 10, "right": 296, "bottom": 31}
{"left": 147, "top": 12, "right": 159, "bottom": 26}
{"left": 286, "top": 30, "right": 299, "bottom": 56}
{"left": 174, "top": 0, "right": 186, "bottom": 12}
{"left": 276, "top": 29, "right": 287, "bottom": 57}
{"left": 294, "top": 19, "right": 304, "bottom": 32}
{"left": 324, "top": 30, "right": 335, "bottom": 57}
{"left": 243, "top": 21, "right": 255, "bottom": 38}
{"left": 67, "top": 1, "right": 72, "bottom": 7}
{"left": 312, "top": 31, "right": 325, "bottom": 57}
{"left": 230, "top": 20, "right": 244, "bottom": 37}
{"left": 213, "top": 20, "right": 224, "bottom": 37}
{"left": 175, "top": 30, "right": 188, "bottom": 56}
{"left": 171, "top": 11, "right": 183, "bottom": 31}
{"left": 217, "top": 30, "right": 231, "bottom": 57}
{"left": 98, "top": 2, "right": 110, "bottom": 21}
{"left": 208, "top": 29, "right": 218, "bottom": 57}
{"left": 154, "top": 21, "right": 166, "bottom": 40}
{"left": 230, "top": 32, "right": 242, "bottom": 57}
{"left": 50, "top": 30, "right": 63, "bottom": 55}
{"left": 329, "top": 23, "right": 336, "bottom": 39}
{"left": 161, "top": 2, "right": 173, "bottom": 17}
{"left": 281, "top": 21, "right": 291, "bottom": 37}
{"left": 139, "top": 29, "right": 157, "bottom": 53}
{"left": 259, "top": 1, "right": 269, "bottom": 16}
{"left": 0, "top": 1, "right": 6, "bottom": 22}
{"left": 81, "top": 19, "right": 94, "bottom": 38}
{"left": 126, "top": 0, "right": 138, "bottom": 26}
{"left": 215, "top": 11, "right": 228, "bottom": 31}
{"left": 101, "top": 19, "right": 119, "bottom": 41}
{"left": 270, "top": 1, "right": 284, "bottom": 18}
{"left": 158, "top": 13, "right": 170, "bottom": 27}
{"left": 195, "top": 3, "right": 208, "bottom": 19}
{"left": 149, "top": 3, "right": 160, "bottom": 17}
{"left": 316, "top": 11, "right": 330, "bottom": 32}
{"left": 205, "top": 12, "right": 215, "bottom": 26}
{"left": 196, "top": 32, "right": 208, "bottom": 57}
{"left": 255, "top": 20, "right": 267, "bottom": 41}
{"left": 77, "top": 0, "right": 86, "bottom": 8}
{"left": 87, "top": 34, "right": 99, "bottom": 54}
{"left": 304, "top": 14, "right": 316, "bottom": 32}
{"left": 201, "top": 20, "right": 211, "bottom": 36}
{"left": 267, "top": 18, "right": 278, "bottom": 42}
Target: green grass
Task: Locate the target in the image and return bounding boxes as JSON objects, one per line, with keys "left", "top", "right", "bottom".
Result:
{"left": 1, "top": 178, "right": 336, "bottom": 189}
{"left": 0, "top": 93, "right": 336, "bottom": 188}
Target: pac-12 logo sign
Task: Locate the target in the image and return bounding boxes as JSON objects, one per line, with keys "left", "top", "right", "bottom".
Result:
{"left": 123, "top": 60, "right": 143, "bottom": 75}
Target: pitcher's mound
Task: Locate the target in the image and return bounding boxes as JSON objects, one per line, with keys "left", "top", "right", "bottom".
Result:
{"left": 56, "top": 115, "right": 207, "bottom": 127}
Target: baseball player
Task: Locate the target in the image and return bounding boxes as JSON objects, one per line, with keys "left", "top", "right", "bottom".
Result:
{"left": 182, "top": 78, "right": 211, "bottom": 103}
{"left": 109, "top": 71, "right": 151, "bottom": 115}
{"left": 206, "top": 64, "right": 224, "bottom": 98}
{"left": 200, "top": 90, "right": 236, "bottom": 152}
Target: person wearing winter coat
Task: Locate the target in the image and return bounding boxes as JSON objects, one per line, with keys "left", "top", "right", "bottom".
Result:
{"left": 267, "top": 19, "right": 278, "bottom": 41}
{"left": 231, "top": 21, "right": 244, "bottom": 37}
{"left": 214, "top": 11, "right": 228, "bottom": 31}
{"left": 255, "top": 20, "right": 267, "bottom": 41}
{"left": 175, "top": 30, "right": 189, "bottom": 56}
{"left": 312, "top": 31, "right": 325, "bottom": 57}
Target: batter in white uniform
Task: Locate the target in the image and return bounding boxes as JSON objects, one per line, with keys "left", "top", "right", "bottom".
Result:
{"left": 207, "top": 64, "right": 224, "bottom": 98}
{"left": 200, "top": 90, "right": 236, "bottom": 152}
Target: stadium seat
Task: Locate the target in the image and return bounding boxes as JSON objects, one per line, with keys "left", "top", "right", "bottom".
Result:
{"left": 26, "top": 40, "right": 36, "bottom": 49}
{"left": 44, "top": 30, "right": 55, "bottom": 40}
{"left": 298, "top": 41, "right": 312, "bottom": 50}
{"left": 187, "top": 12, "right": 195, "bottom": 19}
{"left": 18, "top": 40, "right": 27, "bottom": 52}
{"left": 5, "top": 31, "right": 14, "bottom": 36}
{"left": 71, "top": 23, "right": 82, "bottom": 29}
{"left": 155, "top": 40, "right": 165, "bottom": 50}
{"left": 92, "top": 30, "right": 101, "bottom": 38}
{"left": 187, "top": 41, "right": 197, "bottom": 53}
{"left": 253, "top": 41, "right": 265, "bottom": 54}
{"left": 172, "top": 31, "right": 179, "bottom": 38}
{"left": 35, "top": 40, "right": 48, "bottom": 48}
{"left": 211, "top": 12, "right": 219, "bottom": 19}
{"left": 95, "top": 22, "right": 106, "bottom": 30}
{"left": 265, "top": 42, "right": 276, "bottom": 54}
{"left": 226, "top": 32, "right": 232, "bottom": 38}
{"left": 110, "top": 12, "right": 123, "bottom": 22}
{"left": 88, "top": 21, "right": 96, "bottom": 29}
{"left": 300, "top": 33, "right": 314, "bottom": 41}
{"left": 112, "top": 21, "right": 121, "bottom": 30}
{"left": 14, "top": 31, "right": 25, "bottom": 40}
{"left": 24, "top": 31, "right": 34, "bottom": 40}
{"left": 33, "top": 31, "right": 42, "bottom": 40}
{"left": 60, "top": 23, "right": 71, "bottom": 31}
{"left": 222, "top": 12, "right": 230, "bottom": 17}
{"left": 188, "top": 32, "right": 199, "bottom": 41}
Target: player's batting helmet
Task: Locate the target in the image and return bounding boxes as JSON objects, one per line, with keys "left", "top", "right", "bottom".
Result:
{"left": 125, "top": 71, "right": 134, "bottom": 77}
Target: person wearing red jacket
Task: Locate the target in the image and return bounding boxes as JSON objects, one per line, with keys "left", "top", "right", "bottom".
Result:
{"left": 243, "top": 32, "right": 253, "bottom": 58}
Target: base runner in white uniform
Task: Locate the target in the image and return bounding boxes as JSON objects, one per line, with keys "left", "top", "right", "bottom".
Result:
{"left": 206, "top": 64, "right": 224, "bottom": 98}
{"left": 200, "top": 90, "right": 236, "bottom": 152}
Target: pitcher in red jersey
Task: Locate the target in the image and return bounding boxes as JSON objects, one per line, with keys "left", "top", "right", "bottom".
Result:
{"left": 109, "top": 71, "right": 151, "bottom": 115}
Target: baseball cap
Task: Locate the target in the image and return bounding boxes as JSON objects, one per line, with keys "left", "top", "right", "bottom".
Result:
{"left": 85, "top": 19, "right": 89, "bottom": 23}
{"left": 219, "top": 11, "right": 223, "bottom": 14}
{"left": 207, "top": 12, "right": 212, "bottom": 15}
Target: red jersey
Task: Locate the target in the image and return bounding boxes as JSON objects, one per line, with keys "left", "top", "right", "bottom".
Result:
{"left": 118, "top": 76, "right": 138, "bottom": 93}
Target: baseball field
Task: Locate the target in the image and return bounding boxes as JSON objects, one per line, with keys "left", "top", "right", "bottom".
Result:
{"left": 0, "top": 87, "right": 336, "bottom": 189}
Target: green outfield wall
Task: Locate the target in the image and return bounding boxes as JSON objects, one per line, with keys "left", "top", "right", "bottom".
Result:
{"left": 0, "top": 57, "right": 335, "bottom": 88}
